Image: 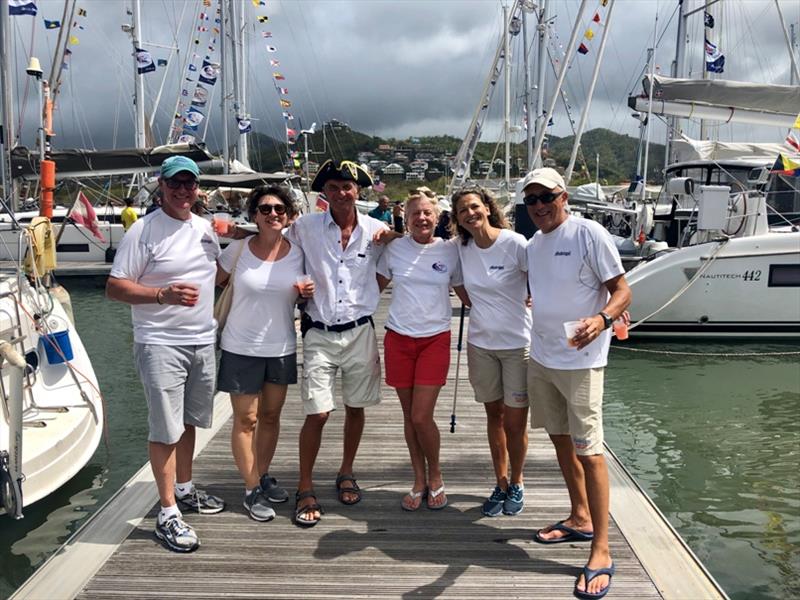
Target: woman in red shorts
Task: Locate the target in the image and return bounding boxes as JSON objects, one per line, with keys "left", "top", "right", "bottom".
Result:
{"left": 377, "top": 187, "right": 468, "bottom": 511}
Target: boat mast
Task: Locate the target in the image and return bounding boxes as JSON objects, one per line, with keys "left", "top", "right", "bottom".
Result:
{"left": 219, "top": 0, "right": 229, "bottom": 173}
{"left": 792, "top": 24, "right": 798, "bottom": 86}
{"left": 564, "top": 0, "right": 616, "bottom": 185}
{"left": 532, "top": 0, "right": 548, "bottom": 169}
{"left": 503, "top": 4, "right": 511, "bottom": 193}
{"left": 131, "top": 0, "right": 147, "bottom": 149}
{"left": 230, "top": 0, "right": 249, "bottom": 168}
{"left": 530, "top": 0, "right": 587, "bottom": 167}
{"left": 0, "top": 0, "right": 15, "bottom": 210}
{"left": 521, "top": 3, "right": 532, "bottom": 171}
{"left": 666, "top": 0, "right": 688, "bottom": 166}
{"left": 775, "top": 0, "right": 800, "bottom": 84}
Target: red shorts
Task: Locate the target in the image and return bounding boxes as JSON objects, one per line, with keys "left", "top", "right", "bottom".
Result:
{"left": 384, "top": 329, "right": 451, "bottom": 388}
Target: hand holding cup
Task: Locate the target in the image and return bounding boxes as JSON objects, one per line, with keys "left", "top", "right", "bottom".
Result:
{"left": 295, "top": 274, "right": 314, "bottom": 299}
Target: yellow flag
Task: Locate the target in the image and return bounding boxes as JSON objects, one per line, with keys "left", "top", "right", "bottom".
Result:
{"left": 794, "top": 113, "right": 800, "bottom": 129}
{"left": 585, "top": 29, "right": 595, "bottom": 40}
{"left": 69, "top": 35, "right": 79, "bottom": 45}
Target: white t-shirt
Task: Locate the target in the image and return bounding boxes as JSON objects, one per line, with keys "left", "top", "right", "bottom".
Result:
{"left": 527, "top": 215, "right": 624, "bottom": 369}
{"left": 285, "top": 210, "right": 387, "bottom": 326}
{"left": 217, "top": 237, "right": 303, "bottom": 357}
{"left": 110, "top": 210, "right": 219, "bottom": 345}
{"left": 377, "top": 236, "right": 463, "bottom": 337}
{"left": 457, "top": 229, "right": 531, "bottom": 350}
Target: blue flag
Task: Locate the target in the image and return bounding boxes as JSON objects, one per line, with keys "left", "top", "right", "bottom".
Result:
{"left": 706, "top": 55, "right": 725, "bottom": 73}
{"left": 157, "top": 58, "right": 168, "bottom": 67}
{"left": 135, "top": 48, "right": 156, "bottom": 74}
{"left": 198, "top": 60, "right": 218, "bottom": 85}
{"left": 44, "top": 18, "right": 60, "bottom": 29}
{"left": 9, "top": 0, "right": 37, "bottom": 16}
{"left": 237, "top": 118, "right": 252, "bottom": 134}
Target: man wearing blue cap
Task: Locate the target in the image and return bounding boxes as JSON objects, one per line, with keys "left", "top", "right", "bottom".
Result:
{"left": 107, "top": 155, "right": 225, "bottom": 553}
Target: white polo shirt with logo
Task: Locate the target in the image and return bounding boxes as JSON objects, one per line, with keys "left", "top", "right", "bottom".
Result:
{"left": 527, "top": 215, "right": 624, "bottom": 370}
{"left": 377, "top": 236, "right": 462, "bottom": 337}
{"left": 457, "top": 228, "right": 531, "bottom": 350}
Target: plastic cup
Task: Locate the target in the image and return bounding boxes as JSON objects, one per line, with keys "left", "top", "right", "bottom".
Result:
{"left": 213, "top": 213, "right": 232, "bottom": 235}
{"left": 613, "top": 318, "right": 629, "bottom": 340}
{"left": 563, "top": 320, "right": 583, "bottom": 347}
{"left": 296, "top": 274, "right": 312, "bottom": 286}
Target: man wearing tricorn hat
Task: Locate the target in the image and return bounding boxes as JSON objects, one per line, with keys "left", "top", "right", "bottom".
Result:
{"left": 285, "top": 159, "right": 397, "bottom": 526}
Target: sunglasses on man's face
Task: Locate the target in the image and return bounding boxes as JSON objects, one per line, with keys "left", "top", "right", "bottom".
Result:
{"left": 523, "top": 191, "right": 561, "bottom": 206}
{"left": 164, "top": 178, "right": 199, "bottom": 191}
{"left": 256, "top": 203, "right": 287, "bottom": 215}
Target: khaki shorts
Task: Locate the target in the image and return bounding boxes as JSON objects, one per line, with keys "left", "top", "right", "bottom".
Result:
{"left": 467, "top": 343, "right": 529, "bottom": 408}
{"left": 527, "top": 358, "right": 605, "bottom": 455}
{"left": 301, "top": 322, "right": 382, "bottom": 415}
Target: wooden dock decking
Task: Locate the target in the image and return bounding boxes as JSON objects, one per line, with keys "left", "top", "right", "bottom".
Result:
{"left": 13, "top": 292, "right": 726, "bottom": 600}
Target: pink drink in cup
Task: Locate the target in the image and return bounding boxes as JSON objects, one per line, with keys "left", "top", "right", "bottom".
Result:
{"left": 213, "top": 213, "right": 231, "bottom": 235}
{"left": 613, "top": 318, "right": 629, "bottom": 340}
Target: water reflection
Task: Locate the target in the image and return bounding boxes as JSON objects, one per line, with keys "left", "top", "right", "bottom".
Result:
{"left": 605, "top": 343, "right": 800, "bottom": 600}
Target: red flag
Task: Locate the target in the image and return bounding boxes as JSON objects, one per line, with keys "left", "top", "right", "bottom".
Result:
{"left": 592, "top": 12, "right": 600, "bottom": 23}
{"left": 69, "top": 191, "right": 106, "bottom": 242}
{"left": 286, "top": 127, "right": 297, "bottom": 137}
{"left": 315, "top": 194, "right": 329, "bottom": 212}
{"left": 578, "top": 43, "right": 589, "bottom": 55}
{"left": 786, "top": 131, "right": 800, "bottom": 152}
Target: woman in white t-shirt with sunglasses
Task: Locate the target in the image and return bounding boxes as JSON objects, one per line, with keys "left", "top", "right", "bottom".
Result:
{"left": 377, "top": 187, "right": 467, "bottom": 511}
{"left": 216, "top": 185, "right": 314, "bottom": 522}
{"left": 451, "top": 185, "right": 532, "bottom": 518}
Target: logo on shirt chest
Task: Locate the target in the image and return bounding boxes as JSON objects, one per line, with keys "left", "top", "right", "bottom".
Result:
{"left": 488, "top": 265, "right": 505, "bottom": 271}
{"left": 554, "top": 250, "right": 571, "bottom": 257}
{"left": 431, "top": 262, "right": 448, "bottom": 273}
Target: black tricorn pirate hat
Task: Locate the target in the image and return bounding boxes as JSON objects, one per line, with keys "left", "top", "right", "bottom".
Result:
{"left": 311, "top": 159, "right": 373, "bottom": 192}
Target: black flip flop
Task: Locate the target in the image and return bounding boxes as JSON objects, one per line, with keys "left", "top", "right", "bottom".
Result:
{"left": 534, "top": 520, "right": 594, "bottom": 544}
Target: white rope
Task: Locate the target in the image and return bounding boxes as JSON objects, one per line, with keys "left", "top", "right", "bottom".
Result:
{"left": 629, "top": 237, "right": 729, "bottom": 331}
{"left": 612, "top": 345, "right": 800, "bottom": 357}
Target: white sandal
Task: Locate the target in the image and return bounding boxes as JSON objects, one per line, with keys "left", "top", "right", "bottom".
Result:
{"left": 427, "top": 484, "right": 448, "bottom": 510}
{"left": 401, "top": 487, "right": 428, "bottom": 512}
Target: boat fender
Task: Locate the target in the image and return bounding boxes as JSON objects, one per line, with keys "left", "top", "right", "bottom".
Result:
{"left": 49, "top": 285, "right": 75, "bottom": 326}
{"left": 23, "top": 217, "right": 57, "bottom": 276}
{"left": 0, "top": 340, "right": 27, "bottom": 369}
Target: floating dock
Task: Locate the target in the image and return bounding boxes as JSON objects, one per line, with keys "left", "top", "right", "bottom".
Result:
{"left": 13, "top": 293, "right": 727, "bottom": 599}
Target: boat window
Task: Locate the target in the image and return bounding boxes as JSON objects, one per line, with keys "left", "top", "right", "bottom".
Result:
{"left": 768, "top": 264, "right": 800, "bottom": 287}
{"left": 56, "top": 243, "right": 91, "bottom": 253}
{"left": 710, "top": 167, "right": 750, "bottom": 192}
{"left": 766, "top": 174, "right": 800, "bottom": 226}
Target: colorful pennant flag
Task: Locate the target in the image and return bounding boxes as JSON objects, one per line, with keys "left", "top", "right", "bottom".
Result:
{"left": 237, "top": 118, "right": 252, "bottom": 134}
{"left": 286, "top": 127, "right": 297, "bottom": 137}
{"left": 704, "top": 12, "right": 714, "bottom": 28}
{"left": 77, "top": 7, "right": 86, "bottom": 16}
{"left": 135, "top": 48, "right": 156, "bottom": 74}
{"left": 177, "top": 134, "right": 196, "bottom": 143}
{"left": 69, "top": 191, "right": 105, "bottom": 242}
{"left": 257, "top": 15, "right": 269, "bottom": 23}
{"left": 273, "top": 72, "right": 285, "bottom": 80}
{"left": 157, "top": 58, "right": 168, "bottom": 67}
{"left": 278, "top": 87, "right": 289, "bottom": 94}
{"left": 199, "top": 60, "right": 219, "bottom": 85}
{"left": 786, "top": 131, "right": 800, "bottom": 152}
{"left": 69, "top": 35, "right": 79, "bottom": 45}
{"left": 794, "top": 113, "right": 800, "bottom": 129}
{"left": 704, "top": 38, "right": 725, "bottom": 73}
{"left": 584, "top": 29, "right": 594, "bottom": 40}
{"left": 191, "top": 85, "right": 209, "bottom": 107}
{"left": 9, "top": 0, "right": 37, "bottom": 16}
{"left": 266, "top": 45, "right": 277, "bottom": 52}
{"left": 577, "top": 43, "right": 589, "bottom": 55}
{"left": 185, "top": 106, "right": 205, "bottom": 128}
{"left": 252, "top": 0, "right": 265, "bottom": 5}
{"left": 316, "top": 195, "right": 329, "bottom": 212}
{"left": 44, "top": 18, "right": 60, "bottom": 29}
{"left": 280, "top": 99, "right": 291, "bottom": 108}
{"left": 282, "top": 111, "right": 294, "bottom": 120}
{"left": 262, "top": 32, "right": 273, "bottom": 38}
{"left": 592, "top": 12, "right": 600, "bottom": 23}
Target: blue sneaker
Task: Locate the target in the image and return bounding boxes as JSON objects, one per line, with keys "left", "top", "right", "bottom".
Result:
{"left": 503, "top": 483, "right": 524, "bottom": 515}
{"left": 482, "top": 486, "right": 506, "bottom": 517}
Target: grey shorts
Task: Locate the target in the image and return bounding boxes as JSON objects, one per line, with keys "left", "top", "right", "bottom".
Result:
{"left": 134, "top": 343, "right": 216, "bottom": 445}
{"left": 217, "top": 350, "right": 298, "bottom": 393}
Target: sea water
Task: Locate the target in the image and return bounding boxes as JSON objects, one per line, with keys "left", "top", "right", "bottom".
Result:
{"left": 0, "top": 277, "right": 797, "bottom": 600}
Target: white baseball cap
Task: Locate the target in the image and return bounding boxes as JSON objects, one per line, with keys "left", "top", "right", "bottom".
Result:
{"left": 521, "top": 167, "right": 566, "bottom": 191}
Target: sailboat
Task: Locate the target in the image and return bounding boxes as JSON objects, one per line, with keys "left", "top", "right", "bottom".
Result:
{"left": 621, "top": 1, "right": 800, "bottom": 338}
{"left": 0, "top": 2, "right": 103, "bottom": 517}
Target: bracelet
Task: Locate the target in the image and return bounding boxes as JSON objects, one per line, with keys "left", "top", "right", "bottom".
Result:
{"left": 156, "top": 288, "right": 165, "bottom": 305}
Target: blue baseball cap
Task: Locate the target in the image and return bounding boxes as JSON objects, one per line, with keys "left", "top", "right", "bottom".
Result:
{"left": 160, "top": 156, "right": 200, "bottom": 179}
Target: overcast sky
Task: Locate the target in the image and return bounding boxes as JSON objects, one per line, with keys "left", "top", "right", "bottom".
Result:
{"left": 6, "top": 0, "right": 799, "bottom": 157}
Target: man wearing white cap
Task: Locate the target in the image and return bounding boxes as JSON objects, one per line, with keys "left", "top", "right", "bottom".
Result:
{"left": 107, "top": 155, "right": 225, "bottom": 553}
{"left": 522, "top": 167, "right": 631, "bottom": 600}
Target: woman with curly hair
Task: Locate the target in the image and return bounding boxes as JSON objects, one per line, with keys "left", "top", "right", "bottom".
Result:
{"left": 451, "top": 186, "right": 532, "bottom": 518}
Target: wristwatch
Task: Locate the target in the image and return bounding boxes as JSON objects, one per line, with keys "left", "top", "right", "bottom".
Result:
{"left": 598, "top": 311, "right": 613, "bottom": 330}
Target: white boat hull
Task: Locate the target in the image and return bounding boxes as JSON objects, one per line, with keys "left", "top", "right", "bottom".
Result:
{"left": 626, "top": 232, "right": 800, "bottom": 338}
{"left": 0, "top": 274, "right": 103, "bottom": 515}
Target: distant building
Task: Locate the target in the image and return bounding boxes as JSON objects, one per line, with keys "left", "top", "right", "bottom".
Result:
{"left": 368, "top": 159, "right": 387, "bottom": 171}
{"left": 425, "top": 168, "right": 443, "bottom": 181}
{"left": 377, "top": 144, "right": 394, "bottom": 153}
{"left": 381, "top": 163, "right": 405, "bottom": 181}
{"left": 405, "top": 171, "right": 424, "bottom": 181}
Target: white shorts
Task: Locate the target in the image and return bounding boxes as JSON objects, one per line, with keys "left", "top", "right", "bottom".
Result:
{"left": 301, "top": 322, "right": 382, "bottom": 415}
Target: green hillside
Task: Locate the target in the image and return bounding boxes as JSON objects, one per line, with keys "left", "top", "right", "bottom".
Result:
{"left": 245, "top": 123, "right": 665, "bottom": 186}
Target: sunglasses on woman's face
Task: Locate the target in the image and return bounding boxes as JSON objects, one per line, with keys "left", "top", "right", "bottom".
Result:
{"left": 164, "top": 178, "right": 199, "bottom": 191}
{"left": 523, "top": 191, "right": 561, "bottom": 206}
{"left": 256, "top": 203, "right": 287, "bottom": 215}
